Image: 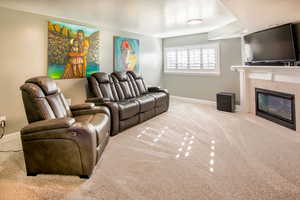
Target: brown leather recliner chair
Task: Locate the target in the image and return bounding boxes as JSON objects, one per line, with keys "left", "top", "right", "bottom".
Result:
{"left": 86, "top": 71, "right": 169, "bottom": 136}
{"left": 20, "top": 76, "right": 110, "bottom": 178}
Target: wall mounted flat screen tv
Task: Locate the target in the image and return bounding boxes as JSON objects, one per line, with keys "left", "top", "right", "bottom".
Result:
{"left": 244, "top": 24, "right": 297, "bottom": 63}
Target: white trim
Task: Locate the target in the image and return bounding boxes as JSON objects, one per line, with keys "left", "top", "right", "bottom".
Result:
{"left": 248, "top": 72, "right": 273, "bottom": 81}
{"left": 231, "top": 66, "right": 300, "bottom": 84}
{"left": 0, "top": 132, "right": 20, "bottom": 139}
{"left": 232, "top": 65, "right": 300, "bottom": 113}
{"left": 171, "top": 95, "right": 241, "bottom": 111}
{"left": 238, "top": 70, "right": 249, "bottom": 113}
{"left": 164, "top": 43, "right": 219, "bottom": 50}
{"left": 171, "top": 95, "right": 216, "bottom": 105}
{"left": 0, "top": 132, "right": 20, "bottom": 144}
{"left": 273, "top": 74, "right": 300, "bottom": 84}
{"left": 235, "top": 105, "right": 241, "bottom": 112}
{"left": 231, "top": 65, "right": 300, "bottom": 72}
{"left": 164, "top": 71, "right": 220, "bottom": 76}
{"left": 164, "top": 43, "right": 220, "bottom": 75}
{"left": 247, "top": 72, "right": 300, "bottom": 84}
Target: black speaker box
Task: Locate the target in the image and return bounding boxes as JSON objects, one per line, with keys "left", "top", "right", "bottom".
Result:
{"left": 216, "top": 92, "right": 235, "bottom": 113}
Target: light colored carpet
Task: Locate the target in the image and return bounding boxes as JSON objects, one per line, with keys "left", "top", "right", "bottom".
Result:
{"left": 1, "top": 96, "right": 300, "bottom": 200}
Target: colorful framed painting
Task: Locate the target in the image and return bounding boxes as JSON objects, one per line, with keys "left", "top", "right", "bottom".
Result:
{"left": 48, "top": 21, "right": 100, "bottom": 79}
{"left": 114, "top": 36, "right": 140, "bottom": 74}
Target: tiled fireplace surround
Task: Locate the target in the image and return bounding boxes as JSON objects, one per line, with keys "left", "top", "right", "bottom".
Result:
{"left": 232, "top": 66, "right": 300, "bottom": 132}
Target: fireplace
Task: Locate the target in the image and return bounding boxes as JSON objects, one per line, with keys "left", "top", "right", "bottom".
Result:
{"left": 255, "top": 88, "right": 296, "bottom": 130}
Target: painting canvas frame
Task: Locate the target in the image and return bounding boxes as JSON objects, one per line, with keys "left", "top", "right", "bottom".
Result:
{"left": 113, "top": 36, "right": 140, "bottom": 74}
{"left": 48, "top": 21, "right": 100, "bottom": 79}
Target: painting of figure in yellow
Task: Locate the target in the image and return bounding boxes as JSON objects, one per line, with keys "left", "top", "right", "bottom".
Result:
{"left": 114, "top": 36, "right": 140, "bottom": 74}
{"left": 48, "top": 21, "right": 100, "bottom": 79}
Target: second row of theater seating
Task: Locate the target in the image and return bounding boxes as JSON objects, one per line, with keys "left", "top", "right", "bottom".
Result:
{"left": 86, "top": 71, "right": 170, "bottom": 136}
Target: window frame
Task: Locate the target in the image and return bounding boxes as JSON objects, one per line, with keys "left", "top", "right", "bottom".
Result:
{"left": 164, "top": 43, "right": 220, "bottom": 76}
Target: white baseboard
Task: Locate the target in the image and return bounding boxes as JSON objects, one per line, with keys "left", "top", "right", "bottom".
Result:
{"left": 171, "top": 95, "right": 216, "bottom": 105}
{"left": 171, "top": 95, "right": 241, "bottom": 112}
{"left": 0, "top": 132, "right": 19, "bottom": 140}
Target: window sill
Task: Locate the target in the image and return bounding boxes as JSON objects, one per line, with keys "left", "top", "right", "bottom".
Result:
{"left": 164, "top": 71, "right": 221, "bottom": 76}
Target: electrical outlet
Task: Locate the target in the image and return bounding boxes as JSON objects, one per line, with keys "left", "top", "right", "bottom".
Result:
{"left": 0, "top": 116, "right": 6, "bottom": 128}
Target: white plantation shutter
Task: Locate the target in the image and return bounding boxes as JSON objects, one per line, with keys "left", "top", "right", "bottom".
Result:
{"left": 166, "top": 50, "right": 177, "bottom": 69}
{"left": 165, "top": 44, "right": 220, "bottom": 74}
{"left": 177, "top": 48, "right": 188, "bottom": 69}
{"left": 189, "top": 48, "right": 201, "bottom": 69}
{"left": 202, "top": 48, "right": 216, "bottom": 69}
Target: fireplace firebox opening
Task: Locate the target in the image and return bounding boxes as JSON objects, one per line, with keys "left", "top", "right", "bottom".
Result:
{"left": 255, "top": 88, "right": 296, "bottom": 130}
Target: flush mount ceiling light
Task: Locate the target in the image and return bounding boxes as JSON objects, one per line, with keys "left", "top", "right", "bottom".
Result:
{"left": 187, "top": 19, "right": 203, "bottom": 25}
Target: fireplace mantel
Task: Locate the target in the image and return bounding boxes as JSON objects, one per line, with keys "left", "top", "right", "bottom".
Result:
{"left": 231, "top": 65, "right": 300, "bottom": 72}
{"left": 231, "top": 65, "right": 300, "bottom": 111}
{"left": 232, "top": 65, "right": 300, "bottom": 132}
{"left": 231, "top": 66, "right": 300, "bottom": 84}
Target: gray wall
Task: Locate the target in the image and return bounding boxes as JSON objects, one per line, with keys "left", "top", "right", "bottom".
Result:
{"left": 0, "top": 7, "right": 162, "bottom": 133}
{"left": 162, "top": 33, "right": 242, "bottom": 102}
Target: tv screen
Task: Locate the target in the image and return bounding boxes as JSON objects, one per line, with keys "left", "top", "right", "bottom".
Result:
{"left": 244, "top": 24, "right": 297, "bottom": 63}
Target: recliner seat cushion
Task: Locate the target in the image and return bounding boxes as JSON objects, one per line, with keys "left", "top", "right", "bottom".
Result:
{"left": 135, "top": 95, "right": 156, "bottom": 112}
{"left": 119, "top": 115, "right": 139, "bottom": 131}
{"left": 155, "top": 106, "right": 167, "bottom": 115}
{"left": 75, "top": 113, "right": 110, "bottom": 146}
{"left": 149, "top": 92, "right": 168, "bottom": 107}
{"left": 118, "top": 100, "right": 139, "bottom": 120}
{"left": 139, "top": 109, "right": 155, "bottom": 122}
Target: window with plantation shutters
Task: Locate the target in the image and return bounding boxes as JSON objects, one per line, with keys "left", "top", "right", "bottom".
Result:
{"left": 166, "top": 50, "right": 177, "bottom": 69}
{"left": 164, "top": 43, "right": 220, "bottom": 75}
{"left": 189, "top": 48, "right": 201, "bottom": 69}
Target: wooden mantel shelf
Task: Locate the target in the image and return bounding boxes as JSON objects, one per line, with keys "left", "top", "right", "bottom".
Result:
{"left": 231, "top": 65, "right": 300, "bottom": 72}
{"left": 231, "top": 65, "right": 300, "bottom": 114}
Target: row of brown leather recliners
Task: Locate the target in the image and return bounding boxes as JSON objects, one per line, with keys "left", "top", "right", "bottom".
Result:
{"left": 86, "top": 71, "right": 169, "bottom": 136}
{"left": 20, "top": 71, "right": 169, "bottom": 178}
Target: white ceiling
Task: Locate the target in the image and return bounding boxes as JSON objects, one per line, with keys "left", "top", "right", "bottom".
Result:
{"left": 0, "top": 0, "right": 237, "bottom": 38}
{"left": 0, "top": 0, "right": 299, "bottom": 38}
{"left": 220, "top": 0, "right": 300, "bottom": 34}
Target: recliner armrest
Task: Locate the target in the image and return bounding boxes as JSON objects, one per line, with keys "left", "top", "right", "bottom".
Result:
{"left": 85, "top": 97, "right": 110, "bottom": 104}
{"left": 21, "top": 118, "right": 75, "bottom": 134}
{"left": 72, "top": 106, "right": 110, "bottom": 116}
{"left": 70, "top": 103, "right": 95, "bottom": 111}
{"left": 148, "top": 86, "right": 168, "bottom": 93}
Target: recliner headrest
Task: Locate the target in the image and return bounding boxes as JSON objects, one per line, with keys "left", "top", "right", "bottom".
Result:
{"left": 112, "top": 71, "right": 128, "bottom": 81}
{"left": 127, "top": 71, "right": 141, "bottom": 79}
{"left": 26, "top": 76, "right": 58, "bottom": 95}
{"left": 92, "top": 72, "right": 111, "bottom": 83}
{"left": 20, "top": 83, "right": 46, "bottom": 98}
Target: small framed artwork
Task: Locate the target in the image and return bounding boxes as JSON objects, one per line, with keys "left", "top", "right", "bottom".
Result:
{"left": 48, "top": 21, "right": 100, "bottom": 79}
{"left": 114, "top": 36, "right": 140, "bottom": 74}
